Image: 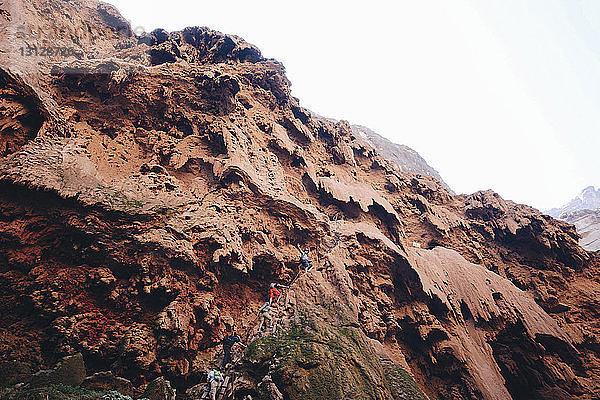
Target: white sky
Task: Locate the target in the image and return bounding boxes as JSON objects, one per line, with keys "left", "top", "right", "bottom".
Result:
{"left": 106, "top": 0, "right": 600, "bottom": 210}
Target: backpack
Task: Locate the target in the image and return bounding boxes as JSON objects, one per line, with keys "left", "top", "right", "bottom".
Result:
{"left": 208, "top": 370, "right": 222, "bottom": 382}
{"left": 223, "top": 334, "right": 240, "bottom": 349}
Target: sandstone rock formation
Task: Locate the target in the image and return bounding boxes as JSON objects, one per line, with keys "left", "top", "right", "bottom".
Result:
{"left": 1, "top": 1, "right": 600, "bottom": 399}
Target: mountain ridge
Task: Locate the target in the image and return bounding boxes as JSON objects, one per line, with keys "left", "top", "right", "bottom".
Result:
{"left": 547, "top": 186, "right": 600, "bottom": 251}
{"left": 547, "top": 185, "right": 600, "bottom": 218}
{"left": 302, "top": 115, "right": 451, "bottom": 193}
{"left": 350, "top": 124, "right": 453, "bottom": 193}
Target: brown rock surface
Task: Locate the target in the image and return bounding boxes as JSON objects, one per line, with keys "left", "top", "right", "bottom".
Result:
{"left": 81, "top": 371, "right": 134, "bottom": 396}
{"left": 1, "top": 1, "right": 600, "bottom": 399}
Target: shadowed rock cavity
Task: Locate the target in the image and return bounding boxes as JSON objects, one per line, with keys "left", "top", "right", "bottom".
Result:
{"left": 0, "top": 70, "right": 46, "bottom": 157}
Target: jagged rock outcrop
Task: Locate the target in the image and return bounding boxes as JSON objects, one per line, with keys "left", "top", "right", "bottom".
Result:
{"left": 82, "top": 372, "right": 134, "bottom": 396}
{"left": 1, "top": 1, "right": 600, "bottom": 399}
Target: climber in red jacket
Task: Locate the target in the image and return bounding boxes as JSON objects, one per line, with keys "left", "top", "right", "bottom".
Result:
{"left": 269, "top": 283, "right": 282, "bottom": 305}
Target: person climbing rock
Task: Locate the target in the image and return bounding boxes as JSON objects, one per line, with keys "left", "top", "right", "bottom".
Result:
{"left": 207, "top": 368, "right": 224, "bottom": 400}
{"left": 221, "top": 329, "right": 241, "bottom": 369}
{"left": 257, "top": 302, "right": 272, "bottom": 332}
{"left": 297, "top": 245, "right": 313, "bottom": 272}
{"left": 269, "top": 283, "right": 282, "bottom": 305}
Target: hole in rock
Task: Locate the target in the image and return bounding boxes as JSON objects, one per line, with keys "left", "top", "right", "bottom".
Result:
{"left": 460, "top": 301, "right": 473, "bottom": 321}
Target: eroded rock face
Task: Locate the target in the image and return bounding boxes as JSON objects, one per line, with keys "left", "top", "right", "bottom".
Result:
{"left": 0, "top": 70, "right": 46, "bottom": 156}
{"left": 1, "top": 0, "right": 600, "bottom": 399}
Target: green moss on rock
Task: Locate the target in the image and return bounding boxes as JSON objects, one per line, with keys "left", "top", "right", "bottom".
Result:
{"left": 95, "top": 185, "right": 144, "bottom": 212}
{"left": 381, "top": 360, "right": 429, "bottom": 400}
{"left": 28, "top": 354, "right": 86, "bottom": 389}
{"left": 244, "top": 307, "right": 429, "bottom": 400}
{"left": 0, "top": 384, "right": 104, "bottom": 400}
{"left": 245, "top": 316, "right": 388, "bottom": 400}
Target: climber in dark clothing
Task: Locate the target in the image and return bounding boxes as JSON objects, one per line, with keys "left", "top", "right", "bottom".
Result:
{"left": 222, "top": 330, "right": 241, "bottom": 369}
{"left": 297, "top": 245, "right": 313, "bottom": 272}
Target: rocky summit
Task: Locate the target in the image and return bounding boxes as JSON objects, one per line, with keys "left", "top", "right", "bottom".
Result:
{"left": 1, "top": 1, "right": 600, "bottom": 400}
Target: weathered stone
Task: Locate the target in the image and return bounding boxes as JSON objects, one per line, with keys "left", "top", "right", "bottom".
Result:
{"left": 82, "top": 371, "right": 133, "bottom": 395}
{"left": 142, "top": 377, "right": 176, "bottom": 400}
{"left": 185, "top": 383, "right": 207, "bottom": 400}
{"left": 28, "top": 353, "right": 86, "bottom": 388}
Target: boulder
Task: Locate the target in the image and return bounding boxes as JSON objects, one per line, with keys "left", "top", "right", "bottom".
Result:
{"left": 185, "top": 383, "right": 208, "bottom": 400}
{"left": 141, "top": 377, "right": 176, "bottom": 400}
{"left": 82, "top": 371, "right": 133, "bottom": 396}
{"left": 28, "top": 353, "right": 86, "bottom": 388}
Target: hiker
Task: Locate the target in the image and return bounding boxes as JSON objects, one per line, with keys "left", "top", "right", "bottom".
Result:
{"left": 207, "top": 368, "right": 224, "bottom": 400}
{"left": 257, "top": 302, "right": 272, "bottom": 332}
{"left": 222, "top": 329, "right": 241, "bottom": 369}
{"left": 297, "top": 245, "right": 313, "bottom": 272}
{"left": 269, "top": 283, "right": 282, "bottom": 305}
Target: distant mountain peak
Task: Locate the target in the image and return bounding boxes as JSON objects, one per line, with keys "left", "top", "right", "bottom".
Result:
{"left": 579, "top": 185, "right": 599, "bottom": 201}
{"left": 547, "top": 186, "right": 600, "bottom": 252}
{"left": 547, "top": 186, "right": 600, "bottom": 218}
{"left": 350, "top": 124, "right": 454, "bottom": 193}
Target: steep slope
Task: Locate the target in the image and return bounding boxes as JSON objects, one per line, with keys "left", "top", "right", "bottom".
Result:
{"left": 1, "top": 1, "right": 600, "bottom": 399}
{"left": 351, "top": 124, "right": 453, "bottom": 193}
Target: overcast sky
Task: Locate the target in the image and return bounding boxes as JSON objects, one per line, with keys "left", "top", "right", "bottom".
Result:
{"left": 106, "top": 0, "right": 600, "bottom": 210}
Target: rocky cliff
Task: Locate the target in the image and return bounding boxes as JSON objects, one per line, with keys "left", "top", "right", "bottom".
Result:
{"left": 1, "top": 1, "right": 600, "bottom": 399}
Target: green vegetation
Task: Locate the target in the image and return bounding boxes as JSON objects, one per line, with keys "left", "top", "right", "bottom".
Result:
{"left": 0, "top": 386, "right": 140, "bottom": 400}
{"left": 0, "top": 384, "right": 105, "bottom": 400}
{"left": 245, "top": 308, "right": 429, "bottom": 400}
{"left": 245, "top": 314, "right": 385, "bottom": 400}
{"left": 100, "top": 391, "right": 133, "bottom": 400}
{"left": 96, "top": 184, "right": 144, "bottom": 212}
{"left": 382, "top": 362, "right": 429, "bottom": 400}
